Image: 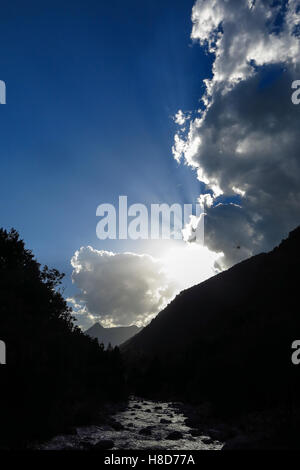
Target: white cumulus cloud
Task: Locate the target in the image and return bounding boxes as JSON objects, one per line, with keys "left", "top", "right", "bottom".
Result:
{"left": 173, "top": 0, "right": 300, "bottom": 267}
{"left": 69, "top": 241, "right": 223, "bottom": 328}
{"left": 70, "top": 246, "right": 176, "bottom": 328}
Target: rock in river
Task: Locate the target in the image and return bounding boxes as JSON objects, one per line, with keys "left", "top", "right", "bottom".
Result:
{"left": 166, "top": 431, "right": 183, "bottom": 440}
{"left": 139, "top": 427, "right": 152, "bottom": 436}
{"left": 92, "top": 439, "right": 114, "bottom": 450}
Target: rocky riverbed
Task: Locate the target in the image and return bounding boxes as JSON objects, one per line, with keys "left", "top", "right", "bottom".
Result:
{"left": 35, "top": 396, "right": 224, "bottom": 450}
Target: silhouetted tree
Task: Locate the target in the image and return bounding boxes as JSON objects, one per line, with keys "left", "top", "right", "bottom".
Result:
{"left": 0, "top": 228, "right": 127, "bottom": 448}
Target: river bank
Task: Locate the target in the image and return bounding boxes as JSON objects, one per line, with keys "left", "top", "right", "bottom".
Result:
{"left": 175, "top": 401, "right": 299, "bottom": 450}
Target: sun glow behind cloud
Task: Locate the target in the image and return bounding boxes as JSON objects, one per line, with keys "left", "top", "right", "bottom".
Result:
{"left": 70, "top": 238, "right": 223, "bottom": 329}
{"left": 161, "top": 241, "right": 223, "bottom": 292}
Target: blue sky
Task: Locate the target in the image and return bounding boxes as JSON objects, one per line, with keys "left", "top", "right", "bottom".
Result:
{"left": 0, "top": 0, "right": 212, "bottom": 293}
{"left": 2, "top": 1, "right": 298, "bottom": 328}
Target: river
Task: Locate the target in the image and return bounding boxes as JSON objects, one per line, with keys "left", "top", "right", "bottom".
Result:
{"left": 36, "top": 396, "right": 223, "bottom": 450}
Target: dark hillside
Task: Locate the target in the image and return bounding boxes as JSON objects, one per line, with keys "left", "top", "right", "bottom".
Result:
{"left": 123, "top": 227, "right": 300, "bottom": 415}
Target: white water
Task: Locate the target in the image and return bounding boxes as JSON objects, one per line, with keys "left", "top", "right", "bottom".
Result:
{"left": 37, "top": 397, "right": 223, "bottom": 450}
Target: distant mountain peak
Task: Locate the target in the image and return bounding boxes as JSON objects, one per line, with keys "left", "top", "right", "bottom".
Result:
{"left": 92, "top": 321, "right": 104, "bottom": 329}
{"left": 85, "top": 322, "right": 142, "bottom": 348}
